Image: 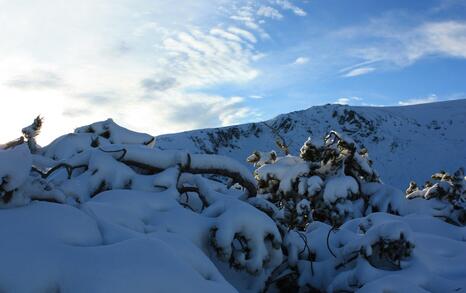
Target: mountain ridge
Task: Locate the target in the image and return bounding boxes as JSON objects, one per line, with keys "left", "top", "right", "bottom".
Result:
{"left": 156, "top": 99, "right": 466, "bottom": 188}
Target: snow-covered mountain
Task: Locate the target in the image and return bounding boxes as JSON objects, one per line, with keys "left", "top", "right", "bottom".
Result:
{"left": 157, "top": 99, "right": 466, "bottom": 188}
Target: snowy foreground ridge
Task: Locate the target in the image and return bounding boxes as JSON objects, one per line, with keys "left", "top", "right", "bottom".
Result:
{"left": 0, "top": 117, "right": 465, "bottom": 292}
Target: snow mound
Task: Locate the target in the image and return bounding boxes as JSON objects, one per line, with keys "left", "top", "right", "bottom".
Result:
{"left": 293, "top": 213, "right": 466, "bottom": 292}
{"left": 323, "top": 175, "right": 359, "bottom": 203}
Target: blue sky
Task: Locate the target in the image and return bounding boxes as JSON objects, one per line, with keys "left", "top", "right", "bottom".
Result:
{"left": 1, "top": 0, "right": 465, "bottom": 143}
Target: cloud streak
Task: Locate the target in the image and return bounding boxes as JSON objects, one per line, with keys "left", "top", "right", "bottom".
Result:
{"left": 398, "top": 95, "right": 438, "bottom": 106}
{"left": 5, "top": 70, "right": 64, "bottom": 90}
{"left": 342, "top": 67, "right": 375, "bottom": 77}
{"left": 275, "top": 0, "right": 307, "bottom": 16}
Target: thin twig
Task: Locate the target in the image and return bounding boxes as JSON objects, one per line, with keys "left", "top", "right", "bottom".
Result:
{"left": 326, "top": 225, "right": 338, "bottom": 258}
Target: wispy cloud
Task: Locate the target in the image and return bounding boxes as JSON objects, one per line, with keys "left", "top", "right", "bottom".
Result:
{"left": 340, "top": 19, "right": 466, "bottom": 67}
{"left": 335, "top": 96, "right": 363, "bottom": 105}
{"left": 431, "top": 0, "right": 466, "bottom": 13}
{"left": 339, "top": 59, "right": 381, "bottom": 74}
{"left": 335, "top": 97, "right": 350, "bottom": 105}
{"left": 257, "top": 6, "right": 283, "bottom": 19}
{"left": 342, "top": 67, "right": 375, "bottom": 77}
{"left": 227, "top": 27, "right": 258, "bottom": 43}
{"left": 141, "top": 78, "right": 177, "bottom": 92}
{"left": 229, "top": 4, "right": 270, "bottom": 38}
{"left": 159, "top": 27, "right": 259, "bottom": 88}
{"left": 274, "top": 0, "right": 307, "bottom": 16}
{"left": 293, "top": 56, "right": 310, "bottom": 65}
{"left": 398, "top": 94, "right": 438, "bottom": 106}
{"left": 5, "top": 70, "right": 64, "bottom": 90}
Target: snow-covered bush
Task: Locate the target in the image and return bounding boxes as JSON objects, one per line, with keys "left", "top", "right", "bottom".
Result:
{"left": 405, "top": 168, "right": 465, "bottom": 225}
{"left": 248, "top": 131, "right": 386, "bottom": 230}
{"left": 288, "top": 213, "right": 465, "bottom": 292}
{"left": 0, "top": 118, "right": 281, "bottom": 292}
{"left": 248, "top": 131, "right": 458, "bottom": 292}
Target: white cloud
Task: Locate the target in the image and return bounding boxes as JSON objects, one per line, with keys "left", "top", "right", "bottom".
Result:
{"left": 342, "top": 20, "right": 466, "bottom": 67}
{"left": 257, "top": 6, "right": 283, "bottom": 19}
{"left": 228, "top": 27, "right": 258, "bottom": 43}
{"left": 338, "top": 59, "right": 382, "bottom": 74}
{"left": 210, "top": 28, "right": 243, "bottom": 43}
{"left": 229, "top": 4, "right": 270, "bottom": 39}
{"left": 160, "top": 27, "right": 259, "bottom": 88}
{"left": 335, "top": 97, "right": 350, "bottom": 105}
{"left": 249, "top": 95, "right": 265, "bottom": 99}
{"left": 398, "top": 95, "right": 438, "bottom": 106}
{"left": 419, "top": 21, "right": 466, "bottom": 59}
{"left": 335, "top": 96, "right": 363, "bottom": 105}
{"left": 274, "top": 0, "right": 307, "bottom": 16}
{"left": 293, "top": 56, "right": 310, "bottom": 65}
{"left": 343, "top": 67, "right": 375, "bottom": 77}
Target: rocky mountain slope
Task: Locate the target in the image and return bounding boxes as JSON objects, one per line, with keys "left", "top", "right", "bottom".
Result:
{"left": 156, "top": 99, "right": 466, "bottom": 188}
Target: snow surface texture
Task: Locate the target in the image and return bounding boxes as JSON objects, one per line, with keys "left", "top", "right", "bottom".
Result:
{"left": 0, "top": 117, "right": 465, "bottom": 292}
{"left": 156, "top": 99, "right": 466, "bottom": 189}
{"left": 0, "top": 120, "right": 278, "bottom": 292}
{"left": 288, "top": 213, "right": 466, "bottom": 292}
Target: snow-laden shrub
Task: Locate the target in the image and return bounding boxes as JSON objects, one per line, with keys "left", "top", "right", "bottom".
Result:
{"left": 246, "top": 132, "right": 418, "bottom": 291}
{"left": 286, "top": 213, "right": 465, "bottom": 292}
{"left": 0, "top": 118, "right": 282, "bottom": 292}
{"left": 248, "top": 131, "right": 390, "bottom": 230}
{"left": 405, "top": 168, "right": 466, "bottom": 225}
